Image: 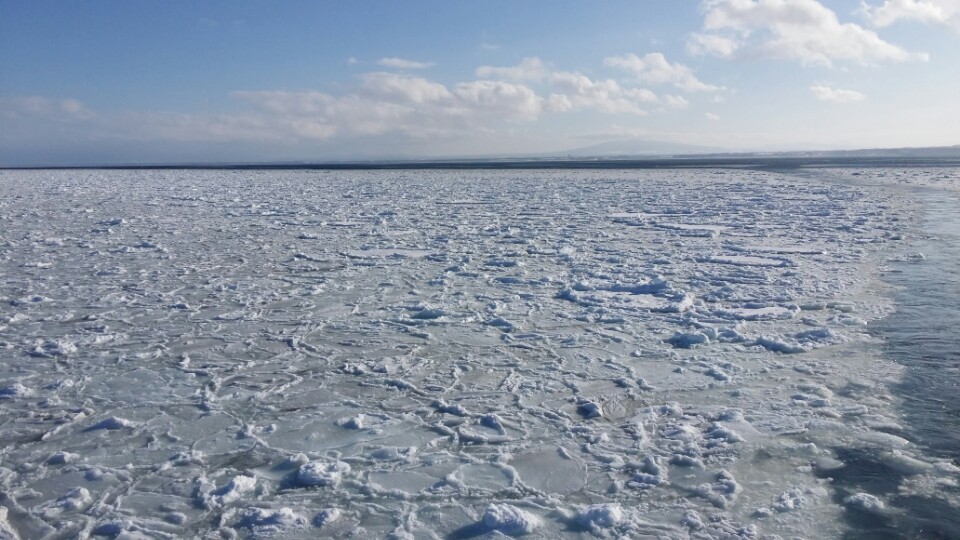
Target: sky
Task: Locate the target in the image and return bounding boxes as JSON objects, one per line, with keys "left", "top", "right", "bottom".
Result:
{"left": 2, "top": 0, "right": 959, "bottom": 165}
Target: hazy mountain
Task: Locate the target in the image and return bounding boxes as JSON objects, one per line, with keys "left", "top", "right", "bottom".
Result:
{"left": 557, "top": 139, "right": 726, "bottom": 157}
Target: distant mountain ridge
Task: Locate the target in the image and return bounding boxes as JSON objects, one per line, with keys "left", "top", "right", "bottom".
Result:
{"left": 558, "top": 140, "right": 725, "bottom": 157}
{"left": 754, "top": 145, "right": 960, "bottom": 158}
{"left": 557, "top": 141, "right": 960, "bottom": 159}
{"left": 4, "top": 144, "right": 960, "bottom": 169}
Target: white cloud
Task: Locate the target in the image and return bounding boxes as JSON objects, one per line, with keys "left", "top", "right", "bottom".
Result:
{"left": 5, "top": 54, "right": 707, "bottom": 151}
{"left": 706, "top": 112, "right": 721, "bottom": 120}
{"left": 475, "top": 57, "right": 550, "bottom": 81}
{"left": 454, "top": 80, "right": 544, "bottom": 119}
{"left": 233, "top": 68, "right": 660, "bottom": 139}
{"left": 547, "top": 72, "right": 655, "bottom": 115}
{"left": 862, "top": 0, "right": 960, "bottom": 29}
{"left": 347, "top": 57, "right": 358, "bottom": 65}
{"left": 361, "top": 72, "right": 453, "bottom": 104}
{"left": 604, "top": 53, "right": 723, "bottom": 92}
{"left": 232, "top": 73, "right": 545, "bottom": 140}
{"left": 377, "top": 57, "right": 436, "bottom": 69}
{"left": 476, "top": 58, "right": 663, "bottom": 115}
{"left": 810, "top": 84, "right": 867, "bottom": 102}
{"left": 693, "top": 0, "right": 928, "bottom": 66}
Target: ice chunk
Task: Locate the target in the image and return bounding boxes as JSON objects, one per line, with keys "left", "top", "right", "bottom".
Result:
{"left": 667, "top": 331, "right": 709, "bottom": 349}
{"left": 0, "top": 383, "right": 31, "bottom": 398}
{"left": 629, "top": 455, "right": 668, "bottom": 489}
{"left": 575, "top": 503, "right": 623, "bottom": 528}
{"left": 483, "top": 504, "right": 541, "bottom": 535}
{"left": 30, "top": 339, "right": 77, "bottom": 357}
{"left": 577, "top": 400, "right": 603, "bottom": 419}
{"left": 296, "top": 460, "right": 351, "bottom": 487}
{"left": 695, "top": 470, "right": 741, "bottom": 508}
{"left": 85, "top": 416, "right": 134, "bottom": 431}
{"left": 844, "top": 493, "right": 885, "bottom": 513}
{"left": 211, "top": 475, "right": 257, "bottom": 506}
{"left": 0, "top": 507, "right": 20, "bottom": 539}
{"left": 773, "top": 488, "right": 805, "bottom": 512}
{"left": 39, "top": 487, "right": 92, "bottom": 519}
{"left": 236, "top": 507, "right": 307, "bottom": 533}
{"left": 336, "top": 414, "right": 365, "bottom": 429}
{"left": 880, "top": 451, "right": 934, "bottom": 475}
{"left": 46, "top": 451, "right": 80, "bottom": 465}
{"left": 313, "top": 508, "right": 341, "bottom": 527}
{"left": 368, "top": 446, "right": 416, "bottom": 461}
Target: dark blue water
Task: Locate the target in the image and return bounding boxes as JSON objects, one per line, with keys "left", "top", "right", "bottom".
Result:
{"left": 831, "top": 187, "right": 960, "bottom": 539}
{"left": 880, "top": 189, "right": 960, "bottom": 460}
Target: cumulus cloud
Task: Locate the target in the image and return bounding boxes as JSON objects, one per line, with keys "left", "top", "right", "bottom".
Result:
{"left": 603, "top": 53, "right": 723, "bottom": 92}
{"left": 691, "top": 0, "right": 928, "bottom": 66}
{"left": 475, "top": 57, "right": 550, "bottom": 81}
{"left": 361, "top": 72, "right": 453, "bottom": 104}
{"left": 237, "top": 66, "right": 662, "bottom": 139}
{"left": 810, "top": 84, "right": 867, "bottom": 102}
{"left": 454, "top": 80, "right": 544, "bottom": 119}
{"left": 377, "top": 57, "right": 436, "bottom": 69}
{"left": 862, "top": 0, "right": 960, "bottom": 29}
{"left": 547, "top": 72, "right": 655, "bottom": 115}
{"left": 476, "top": 58, "right": 675, "bottom": 115}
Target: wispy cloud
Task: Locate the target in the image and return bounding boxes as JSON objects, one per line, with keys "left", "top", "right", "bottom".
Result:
{"left": 1, "top": 96, "right": 94, "bottom": 120}
{"left": 476, "top": 57, "right": 550, "bottom": 81}
{"left": 377, "top": 57, "right": 436, "bottom": 70}
{"left": 663, "top": 95, "right": 690, "bottom": 109}
{"left": 810, "top": 84, "right": 867, "bottom": 102}
{"left": 690, "top": 0, "right": 928, "bottom": 66}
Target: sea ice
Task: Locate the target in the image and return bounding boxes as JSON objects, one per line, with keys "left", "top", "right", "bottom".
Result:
{"left": 0, "top": 167, "right": 954, "bottom": 539}
{"left": 296, "top": 460, "right": 351, "bottom": 487}
{"left": 483, "top": 503, "right": 542, "bottom": 535}
{"left": 575, "top": 503, "right": 624, "bottom": 528}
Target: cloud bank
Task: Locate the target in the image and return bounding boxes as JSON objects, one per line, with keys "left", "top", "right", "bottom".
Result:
{"left": 3, "top": 51, "right": 720, "bottom": 153}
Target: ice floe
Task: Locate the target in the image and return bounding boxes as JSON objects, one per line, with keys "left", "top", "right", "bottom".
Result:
{"left": 0, "top": 167, "right": 957, "bottom": 538}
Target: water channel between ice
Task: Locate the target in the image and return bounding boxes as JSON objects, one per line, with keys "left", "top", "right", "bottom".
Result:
{"left": 856, "top": 184, "right": 960, "bottom": 538}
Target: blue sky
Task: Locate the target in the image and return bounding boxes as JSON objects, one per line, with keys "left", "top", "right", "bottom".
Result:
{"left": 2, "top": 0, "right": 959, "bottom": 165}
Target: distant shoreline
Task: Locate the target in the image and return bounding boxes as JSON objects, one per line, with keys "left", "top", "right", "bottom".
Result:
{"left": 5, "top": 155, "right": 960, "bottom": 171}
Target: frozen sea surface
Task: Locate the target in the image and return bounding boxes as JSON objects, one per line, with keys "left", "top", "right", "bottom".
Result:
{"left": 0, "top": 168, "right": 958, "bottom": 539}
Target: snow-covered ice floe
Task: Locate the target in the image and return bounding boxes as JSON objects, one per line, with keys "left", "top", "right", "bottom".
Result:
{"left": 0, "top": 167, "right": 958, "bottom": 538}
